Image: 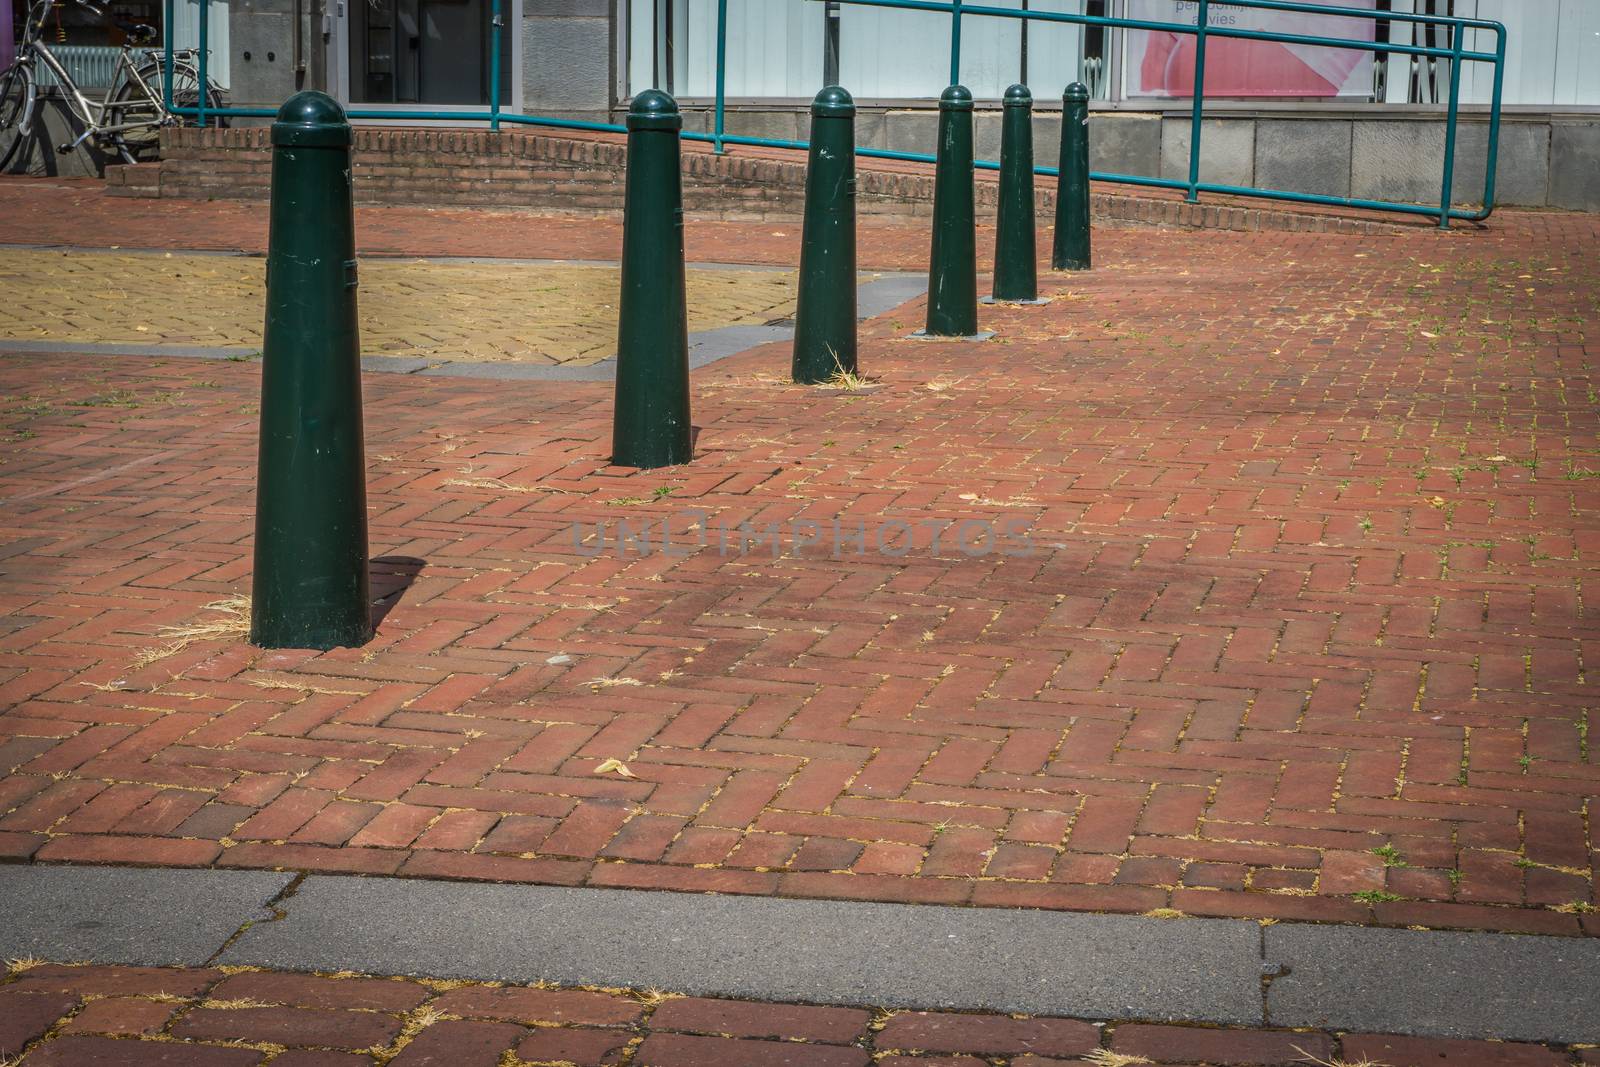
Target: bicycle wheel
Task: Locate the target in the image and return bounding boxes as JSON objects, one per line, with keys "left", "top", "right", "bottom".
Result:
{"left": 104, "top": 62, "right": 166, "bottom": 163}
{"left": 0, "top": 63, "right": 37, "bottom": 172}
{"left": 107, "top": 61, "right": 228, "bottom": 164}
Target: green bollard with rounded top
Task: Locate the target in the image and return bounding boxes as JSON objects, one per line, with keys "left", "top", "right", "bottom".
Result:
{"left": 792, "top": 86, "right": 858, "bottom": 385}
{"left": 1052, "top": 81, "right": 1092, "bottom": 272}
{"left": 612, "top": 89, "right": 692, "bottom": 469}
{"left": 250, "top": 90, "right": 372, "bottom": 651}
{"left": 990, "top": 84, "right": 1039, "bottom": 303}
{"left": 922, "top": 84, "right": 980, "bottom": 338}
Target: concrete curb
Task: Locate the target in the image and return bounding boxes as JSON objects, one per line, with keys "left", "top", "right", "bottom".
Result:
{"left": 2, "top": 865, "right": 1597, "bottom": 1044}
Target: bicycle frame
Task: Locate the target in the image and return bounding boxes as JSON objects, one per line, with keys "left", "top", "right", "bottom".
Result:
{"left": 25, "top": 43, "right": 168, "bottom": 137}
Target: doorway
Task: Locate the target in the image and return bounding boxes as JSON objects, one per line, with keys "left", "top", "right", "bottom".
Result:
{"left": 338, "top": 0, "right": 515, "bottom": 108}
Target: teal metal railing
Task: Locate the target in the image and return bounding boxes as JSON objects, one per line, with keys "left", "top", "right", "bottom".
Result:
{"left": 163, "top": 0, "right": 1505, "bottom": 229}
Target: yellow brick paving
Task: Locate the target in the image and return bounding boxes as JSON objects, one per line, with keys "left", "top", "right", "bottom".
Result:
{"left": 0, "top": 249, "right": 801, "bottom": 366}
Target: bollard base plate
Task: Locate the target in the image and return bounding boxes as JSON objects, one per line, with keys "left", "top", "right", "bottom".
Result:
{"left": 981, "top": 297, "right": 1051, "bottom": 306}
{"left": 908, "top": 330, "right": 996, "bottom": 342}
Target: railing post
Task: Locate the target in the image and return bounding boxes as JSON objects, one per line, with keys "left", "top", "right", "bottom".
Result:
{"left": 162, "top": 0, "right": 174, "bottom": 112}
{"left": 1186, "top": 0, "right": 1208, "bottom": 203}
{"left": 714, "top": 0, "right": 728, "bottom": 154}
{"left": 252, "top": 92, "right": 371, "bottom": 651}
{"left": 949, "top": 0, "right": 963, "bottom": 88}
{"left": 196, "top": 0, "right": 208, "bottom": 127}
{"left": 489, "top": 0, "right": 501, "bottom": 131}
{"left": 1438, "top": 22, "right": 1464, "bottom": 229}
{"left": 1478, "top": 22, "right": 1506, "bottom": 220}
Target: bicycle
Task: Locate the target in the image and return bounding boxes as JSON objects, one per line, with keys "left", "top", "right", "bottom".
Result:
{"left": 0, "top": 0, "right": 227, "bottom": 170}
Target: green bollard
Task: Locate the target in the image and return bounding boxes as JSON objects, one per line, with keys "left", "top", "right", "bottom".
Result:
{"left": 989, "top": 84, "right": 1040, "bottom": 304}
{"left": 612, "top": 89, "right": 692, "bottom": 469}
{"left": 921, "top": 84, "right": 982, "bottom": 338}
{"left": 792, "top": 86, "right": 858, "bottom": 385}
{"left": 250, "top": 91, "right": 371, "bottom": 651}
{"left": 1052, "top": 82, "right": 1092, "bottom": 272}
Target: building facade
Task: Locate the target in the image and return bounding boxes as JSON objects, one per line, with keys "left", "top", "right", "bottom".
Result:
{"left": 7, "top": 0, "right": 1599, "bottom": 208}
{"left": 240, "top": 0, "right": 1600, "bottom": 210}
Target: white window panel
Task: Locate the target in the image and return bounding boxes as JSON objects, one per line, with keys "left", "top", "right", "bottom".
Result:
{"left": 1459, "top": 0, "right": 1551, "bottom": 106}
{"left": 166, "top": 0, "right": 229, "bottom": 90}
{"left": 1454, "top": 0, "right": 1600, "bottom": 107}
{"left": 671, "top": 0, "right": 717, "bottom": 97}
{"left": 626, "top": 0, "right": 658, "bottom": 93}
{"left": 1383, "top": 0, "right": 1415, "bottom": 103}
{"left": 1551, "top": 0, "right": 1600, "bottom": 105}
{"left": 1025, "top": 0, "right": 1086, "bottom": 98}
{"left": 956, "top": 0, "right": 1024, "bottom": 99}
{"left": 673, "top": 0, "right": 824, "bottom": 98}
{"left": 838, "top": 2, "right": 951, "bottom": 98}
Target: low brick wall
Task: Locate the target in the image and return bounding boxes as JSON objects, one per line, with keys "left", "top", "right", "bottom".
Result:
{"left": 104, "top": 125, "right": 1403, "bottom": 235}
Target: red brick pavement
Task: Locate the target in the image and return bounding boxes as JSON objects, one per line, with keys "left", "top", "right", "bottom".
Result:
{"left": 0, "top": 169, "right": 1420, "bottom": 269}
{"left": 1, "top": 186, "right": 1599, "bottom": 935}
{"left": 1, "top": 962, "right": 1593, "bottom": 1066}
{"left": 0, "top": 176, "right": 928, "bottom": 269}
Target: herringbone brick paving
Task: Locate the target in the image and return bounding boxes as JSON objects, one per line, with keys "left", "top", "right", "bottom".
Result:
{"left": 1, "top": 182, "right": 1597, "bottom": 936}
{"left": 1, "top": 961, "right": 1592, "bottom": 1065}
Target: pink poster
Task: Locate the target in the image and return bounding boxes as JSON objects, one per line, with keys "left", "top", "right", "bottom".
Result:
{"left": 1127, "top": 0, "right": 1377, "bottom": 98}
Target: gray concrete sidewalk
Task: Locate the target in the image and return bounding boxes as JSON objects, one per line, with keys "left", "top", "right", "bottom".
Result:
{"left": 2, "top": 865, "right": 1597, "bottom": 1044}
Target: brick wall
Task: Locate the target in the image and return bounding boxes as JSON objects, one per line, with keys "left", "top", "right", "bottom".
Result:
{"left": 104, "top": 125, "right": 1402, "bottom": 235}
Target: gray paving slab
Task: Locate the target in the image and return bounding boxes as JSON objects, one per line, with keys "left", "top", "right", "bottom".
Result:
{"left": 0, "top": 866, "right": 294, "bottom": 966}
{"left": 360, "top": 356, "right": 431, "bottom": 374}
{"left": 0, "top": 244, "right": 256, "bottom": 257}
{"left": 687, "top": 323, "right": 794, "bottom": 370}
{"left": 222, "top": 876, "right": 1265, "bottom": 1024}
{"left": 414, "top": 358, "right": 609, "bottom": 381}
{"left": 412, "top": 324, "right": 789, "bottom": 383}
{"left": 7, "top": 865, "right": 1600, "bottom": 1044}
{"left": 909, "top": 330, "right": 997, "bottom": 342}
{"left": 0, "top": 340, "right": 258, "bottom": 360}
{"left": 3, "top": 342, "right": 419, "bottom": 375}
{"left": 856, "top": 273, "right": 929, "bottom": 320}
{"left": 1265, "top": 923, "right": 1600, "bottom": 1044}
